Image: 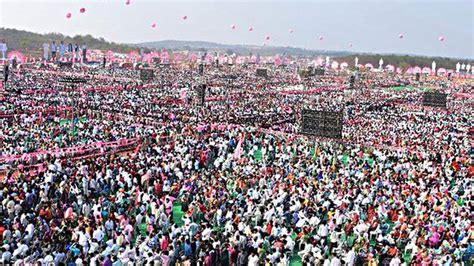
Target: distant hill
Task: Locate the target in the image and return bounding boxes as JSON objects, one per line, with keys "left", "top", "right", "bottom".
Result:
{"left": 137, "top": 40, "right": 350, "bottom": 57}
{"left": 0, "top": 28, "right": 136, "bottom": 57}
{"left": 139, "top": 40, "right": 229, "bottom": 50}
{"left": 3, "top": 27, "right": 344, "bottom": 57}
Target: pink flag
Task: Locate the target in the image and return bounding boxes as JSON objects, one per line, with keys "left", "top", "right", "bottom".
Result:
{"left": 131, "top": 144, "right": 140, "bottom": 158}
{"left": 134, "top": 186, "right": 141, "bottom": 206}
{"left": 65, "top": 207, "right": 75, "bottom": 219}
{"left": 197, "top": 125, "right": 206, "bottom": 132}
{"left": 233, "top": 133, "right": 245, "bottom": 159}
{"left": 180, "top": 89, "right": 187, "bottom": 102}
{"left": 141, "top": 173, "right": 150, "bottom": 184}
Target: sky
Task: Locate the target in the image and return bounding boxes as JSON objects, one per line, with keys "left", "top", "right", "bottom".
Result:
{"left": 0, "top": 0, "right": 473, "bottom": 59}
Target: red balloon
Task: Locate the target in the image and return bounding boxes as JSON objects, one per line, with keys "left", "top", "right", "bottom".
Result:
{"left": 80, "top": 8, "right": 86, "bottom": 13}
{"left": 66, "top": 12, "right": 72, "bottom": 19}
{"left": 152, "top": 23, "right": 157, "bottom": 28}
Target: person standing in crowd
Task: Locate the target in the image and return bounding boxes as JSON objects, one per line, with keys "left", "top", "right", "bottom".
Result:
{"left": 81, "top": 42, "right": 87, "bottom": 63}
{"left": 74, "top": 43, "right": 80, "bottom": 61}
{"left": 67, "top": 42, "right": 73, "bottom": 54}
{"left": 51, "top": 41, "right": 57, "bottom": 61}
{"left": 0, "top": 39, "right": 7, "bottom": 62}
{"left": 42, "top": 42, "right": 50, "bottom": 61}
{"left": 0, "top": 41, "right": 4, "bottom": 63}
{"left": 59, "top": 41, "right": 66, "bottom": 61}
{"left": 140, "top": 47, "right": 145, "bottom": 61}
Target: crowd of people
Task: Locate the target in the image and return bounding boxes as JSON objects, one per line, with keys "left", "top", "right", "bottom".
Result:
{"left": 0, "top": 60, "right": 473, "bottom": 265}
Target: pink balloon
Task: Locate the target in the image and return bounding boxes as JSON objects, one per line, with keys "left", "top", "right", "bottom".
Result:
{"left": 80, "top": 7, "right": 86, "bottom": 13}
{"left": 319, "top": 36, "right": 323, "bottom": 41}
{"left": 399, "top": 33, "right": 404, "bottom": 39}
{"left": 231, "top": 24, "right": 236, "bottom": 30}
{"left": 125, "top": 0, "right": 130, "bottom": 5}
{"left": 66, "top": 12, "right": 72, "bottom": 19}
{"left": 438, "top": 36, "right": 445, "bottom": 41}
{"left": 248, "top": 26, "right": 253, "bottom": 32}
{"left": 182, "top": 15, "right": 188, "bottom": 20}
{"left": 151, "top": 23, "right": 157, "bottom": 28}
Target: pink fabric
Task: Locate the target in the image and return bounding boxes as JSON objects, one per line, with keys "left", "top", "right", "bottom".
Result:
{"left": 233, "top": 134, "right": 245, "bottom": 160}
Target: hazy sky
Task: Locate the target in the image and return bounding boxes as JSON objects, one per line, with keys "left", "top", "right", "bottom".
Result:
{"left": 1, "top": 0, "right": 473, "bottom": 58}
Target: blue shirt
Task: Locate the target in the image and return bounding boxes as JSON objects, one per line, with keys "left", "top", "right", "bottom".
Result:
{"left": 184, "top": 243, "right": 193, "bottom": 257}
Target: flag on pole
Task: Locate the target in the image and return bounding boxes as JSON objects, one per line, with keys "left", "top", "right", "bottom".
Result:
{"left": 342, "top": 154, "right": 348, "bottom": 167}
{"left": 254, "top": 147, "right": 263, "bottom": 162}
{"left": 233, "top": 133, "right": 245, "bottom": 159}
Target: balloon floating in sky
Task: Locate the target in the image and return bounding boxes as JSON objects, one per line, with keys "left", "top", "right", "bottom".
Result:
{"left": 151, "top": 23, "right": 157, "bottom": 28}
{"left": 125, "top": 0, "right": 130, "bottom": 5}
{"left": 289, "top": 29, "right": 293, "bottom": 33}
{"left": 265, "top": 35, "right": 271, "bottom": 40}
{"left": 399, "top": 33, "right": 404, "bottom": 39}
{"left": 80, "top": 8, "right": 86, "bottom": 14}
{"left": 319, "top": 36, "right": 323, "bottom": 40}
{"left": 231, "top": 24, "right": 236, "bottom": 30}
{"left": 248, "top": 26, "right": 253, "bottom": 32}
{"left": 182, "top": 15, "right": 188, "bottom": 20}
{"left": 438, "top": 36, "right": 445, "bottom": 41}
{"left": 66, "top": 12, "right": 72, "bottom": 19}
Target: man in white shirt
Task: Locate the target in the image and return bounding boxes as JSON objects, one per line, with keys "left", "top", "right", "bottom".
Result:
{"left": 12, "top": 241, "right": 28, "bottom": 258}
{"left": 81, "top": 43, "right": 87, "bottom": 62}
{"left": 330, "top": 256, "right": 342, "bottom": 266}
{"left": 51, "top": 41, "right": 57, "bottom": 60}
{"left": 248, "top": 252, "right": 259, "bottom": 266}
{"left": 93, "top": 227, "right": 105, "bottom": 242}
{"left": 53, "top": 251, "right": 66, "bottom": 264}
{"left": 42, "top": 42, "right": 50, "bottom": 61}
{"left": 318, "top": 222, "right": 329, "bottom": 238}
{"left": 0, "top": 40, "right": 6, "bottom": 62}
{"left": 59, "top": 41, "right": 66, "bottom": 60}
{"left": 345, "top": 249, "right": 356, "bottom": 266}
{"left": 390, "top": 256, "right": 401, "bottom": 266}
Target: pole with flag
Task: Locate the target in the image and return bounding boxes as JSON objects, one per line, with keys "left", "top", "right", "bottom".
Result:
{"left": 233, "top": 133, "right": 245, "bottom": 160}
